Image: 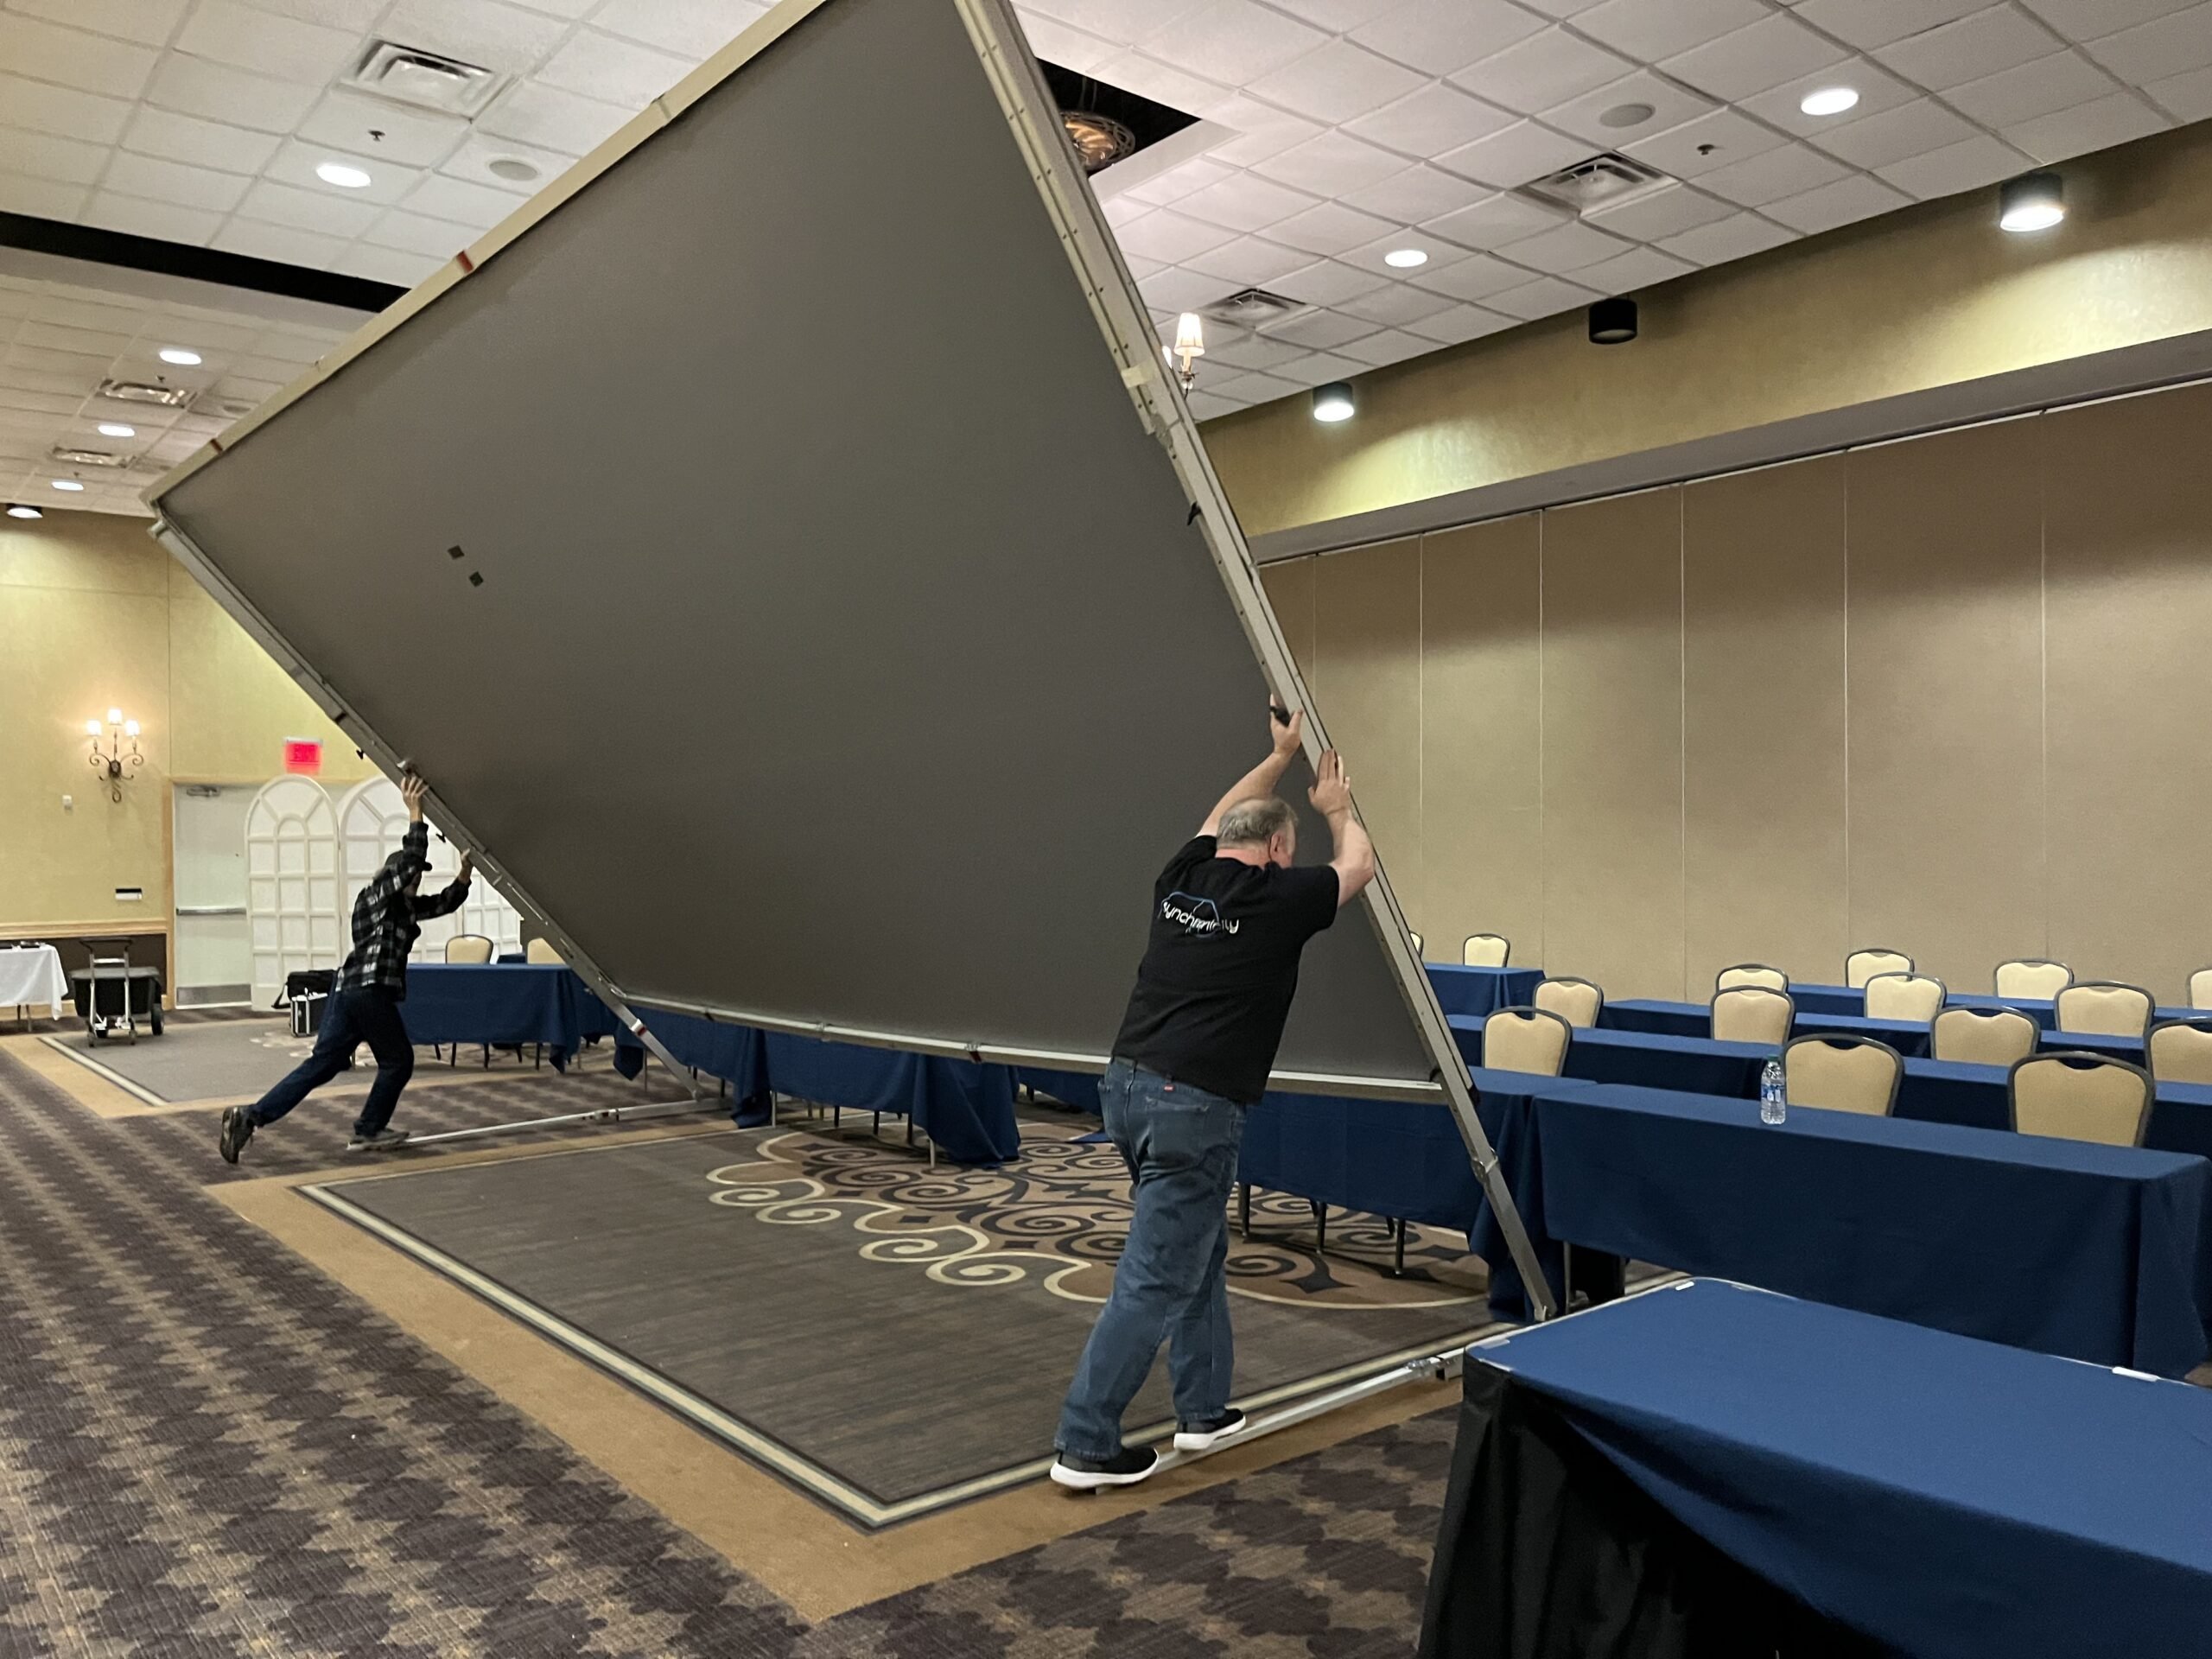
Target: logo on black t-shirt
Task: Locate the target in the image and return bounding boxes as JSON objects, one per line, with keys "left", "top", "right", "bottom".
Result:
{"left": 1161, "top": 892, "right": 1240, "bottom": 937}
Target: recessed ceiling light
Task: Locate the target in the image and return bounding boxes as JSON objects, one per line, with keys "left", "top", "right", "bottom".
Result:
{"left": 1384, "top": 248, "right": 1428, "bottom": 269}
{"left": 1800, "top": 86, "right": 1859, "bottom": 117}
{"left": 486, "top": 156, "right": 541, "bottom": 182}
{"left": 316, "top": 161, "right": 373, "bottom": 189}
{"left": 51, "top": 479, "right": 85, "bottom": 492}
{"left": 6, "top": 504, "right": 41, "bottom": 519}
{"left": 158, "top": 347, "right": 201, "bottom": 365}
{"left": 1312, "top": 382, "right": 1355, "bottom": 423}
{"left": 1999, "top": 170, "right": 2064, "bottom": 232}
{"left": 97, "top": 422, "right": 137, "bottom": 438}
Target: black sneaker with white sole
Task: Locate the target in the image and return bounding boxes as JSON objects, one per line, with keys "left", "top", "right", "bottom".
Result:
{"left": 1049, "top": 1445, "right": 1160, "bottom": 1491}
{"left": 218, "top": 1106, "right": 255, "bottom": 1166}
{"left": 346, "top": 1128, "right": 411, "bottom": 1153}
{"left": 1173, "top": 1409, "right": 1248, "bottom": 1452}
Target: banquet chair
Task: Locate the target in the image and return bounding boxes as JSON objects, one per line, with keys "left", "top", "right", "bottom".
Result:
{"left": 1461, "top": 933, "right": 1510, "bottom": 968}
{"left": 1994, "top": 958, "right": 2071, "bottom": 1000}
{"left": 2009, "top": 1052, "right": 2152, "bottom": 1147}
{"left": 1712, "top": 986, "right": 1794, "bottom": 1046}
{"left": 1931, "top": 1006, "right": 2038, "bottom": 1067}
{"left": 438, "top": 933, "right": 496, "bottom": 1064}
{"left": 2055, "top": 981, "right": 2154, "bottom": 1042}
{"left": 1844, "top": 948, "right": 1914, "bottom": 989}
{"left": 1783, "top": 1035, "right": 1904, "bottom": 1116}
{"left": 1481, "top": 1007, "right": 1572, "bottom": 1077}
{"left": 1533, "top": 976, "right": 1604, "bottom": 1029}
{"left": 1716, "top": 963, "right": 1788, "bottom": 994}
{"left": 2148, "top": 1020, "right": 2212, "bottom": 1086}
{"left": 1863, "top": 971, "right": 1945, "bottom": 1025}
{"left": 2190, "top": 967, "right": 2212, "bottom": 1010}
{"left": 525, "top": 937, "right": 565, "bottom": 965}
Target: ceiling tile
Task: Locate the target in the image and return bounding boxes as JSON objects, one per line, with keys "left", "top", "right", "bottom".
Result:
{"left": 174, "top": 0, "right": 357, "bottom": 82}
{"left": 2001, "top": 91, "right": 2169, "bottom": 163}
{"left": 1115, "top": 207, "right": 1242, "bottom": 262}
{"left": 10, "top": 0, "right": 189, "bottom": 48}
{"left": 1403, "top": 301, "right": 1516, "bottom": 344}
{"left": 1876, "top": 134, "right": 2031, "bottom": 200}
{"left": 1571, "top": 0, "right": 1768, "bottom": 62}
{"left": 2086, "top": 5, "right": 2212, "bottom": 81}
{"left": 1180, "top": 233, "right": 1315, "bottom": 286}
{"left": 1274, "top": 348, "right": 1369, "bottom": 385}
{"left": 378, "top": 0, "right": 575, "bottom": 75}
{"left": 1196, "top": 96, "right": 1324, "bottom": 167}
{"left": 1336, "top": 162, "right": 1491, "bottom": 222}
{"left": 1143, "top": 0, "right": 1328, "bottom": 83}
{"left": 0, "top": 73, "right": 135, "bottom": 145}
{"left": 1122, "top": 156, "right": 1239, "bottom": 207}
{"left": 1788, "top": 0, "right": 1987, "bottom": 51}
{"left": 335, "top": 245, "right": 444, "bottom": 288}
{"left": 1573, "top": 245, "right": 1696, "bottom": 293}
{"left": 1808, "top": 98, "right": 1977, "bottom": 170}
{"left": 1873, "top": 6, "right": 2062, "bottom": 91}
{"left": 475, "top": 82, "right": 634, "bottom": 155}
{"left": 101, "top": 149, "right": 252, "bottom": 211}
{"left": 2144, "top": 62, "right": 2212, "bottom": 119}
{"left": 1343, "top": 82, "right": 1517, "bottom": 157}
{"left": 1019, "top": 0, "right": 1203, "bottom": 44}
{"left": 1541, "top": 68, "right": 1716, "bottom": 148}
{"left": 1482, "top": 271, "right": 1599, "bottom": 320}
{"left": 1584, "top": 181, "right": 1735, "bottom": 238}
{"left": 438, "top": 131, "right": 573, "bottom": 194}
{"left": 2017, "top": 0, "right": 2198, "bottom": 41}
{"left": 1433, "top": 119, "right": 1589, "bottom": 188}
{"left": 1623, "top": 107, "right": 1787, "bottom": 179}
{"left": 1260, "top": 0, "right": 1406, "bottom": 29}
{"left": 1136, "top": 265, "right": 1225, "bottom": 310}
{"left": 537, "top": 30, "right": 692, "bottom": 106}
{"left": 1448, "top": 27, "right": 1631, "bottom": 115}
{"left": 1661, "top": 14, "right": 1846, "bottom": 102}
{"left": 0, "top": 13, "right": 158, "bottom": 99}
{"left": 1332, "top": 327, "right": 1440, "bottom": 368}
{"left": 403, "top": 172, "right": 524, "bottom": 229}
{"left": 0, "top": 128, "right": 109, "bottom": 187}
{"left": 1265, "top": 199, "right": 1402, "bottom": 255}
{"left": 1655, "top": 208, "right": 1797, "bottom": 264}
{"left": 1205, "top": 367, "right": 1303, "bottom": 404}
{"left": 1091, "top": 51, "right": 1230, "bottom": 117}
{"left": 1253, "top": 130, "right": 1409, "bottom": 195}
{"left": 1335, "top": 230, "right": 1469, "bottom": 274}
{"left": 79, "top": 191, "right": 224, "bottom": 245}
{"left": 1174, "top": 171, "right": 1320, "bottom": 232}
{"left": 1013, "top": 13, "right": 1118, "bottom": 73}
{"left": 296, "top": 92, "right": 471, "bottom": 169}
{"left": 0, "top": 175, "right": 87, "bottom": 220}
{"left": 1496, "top": 219, "right": 1632, "bottom": 273}
{"left": 1421, "top": 189, "right": 1567, "bottom": 248}
{"left": 237, "top": 178, "right": 380, "bottom": 238}
{"left": 1350, "top": 0, "right": 1546, "bottom": 76}
{"left": 1248, "top": 41, "right": 1427, "bottom": 124}
{"left": 1184, "top": 389, "right": 1240, "bottom": 421}
{"left": 264, "top": 138, "right": 423, "bottom": 205}
{"left": 119, "top": 106, "right": 282, "bottom": 174}
{"left": 1337, "top": 282, "right": 1459, "bottom": 324}
{"left": 1738, "top": 60, "right": 1917, "bottom": 137}
{"left": 1408, "top": 249, "right": 1533, "bottom": 298}
{"left": 1262, "top": 308, "right": 1382, "bottom": 350}
{"left": 590, "top": 0, "right": 770, "bottom": 58}
{"left": 1943, "top": 53, "right": 2120, "bottom": 130}
{"left": 1697, "top": 140, "right": 1851, "bottom": 207}
{"left": 143, "top": 54, "right": 320, "bottom": 133}
{"left": 212, "top": 219, "right": 351, "bottom": 270}
{"left": 1762, "top": 172, "right": 1911, "bottom": 234}
{"left": 1273, "top": 257, "right": 1391, "bottom": 303}
{"left": 1204, "top": 328, "right": 1311, "bottom": 371}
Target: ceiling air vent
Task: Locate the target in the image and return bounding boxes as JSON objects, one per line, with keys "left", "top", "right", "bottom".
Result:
{"left": 345, "top": 41, "right": 504, "bottom": 117}
{"left": 51, "top": 447, "right": 132, "bottom": 467}
{"left": 1521, "top": 152, "right": 1671, "bottom": 216}
{"left": 98, "top": 379, "right": 194, "bottom": 408}
{"left": 1203, "top": 288, "right": 1303, "bottom": 327}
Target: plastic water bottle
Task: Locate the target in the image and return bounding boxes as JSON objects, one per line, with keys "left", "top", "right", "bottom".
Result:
{"left": 1760, "top": 1058, "right": 1787, "bottom": 1124}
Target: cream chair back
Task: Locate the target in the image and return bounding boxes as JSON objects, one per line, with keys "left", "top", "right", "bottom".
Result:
{"left": 1864, "top": 972, "right": 1945, "bottom": 1025}
{"left": 2148, "top": 1021, "right": 2212, "bottom": 1086}
{"left": 1783, "top": 1035, "right": 1903, "bottom": 1116}
{"left": 444, "top": 934, "right": 494, "bottom": 964}
{"left": 1844, "top": 948, "right": 1913, "bottom": 989}
{"left": 2054, "top": 981, "right": 2153, "bottom": 1041}
{"left": 1461, "top": 933, "right": 1510, "bottom": 967}
{"left": 1930, "top": 1007, "right": 2038, "bottom": 1067}
{"left": 1532, "top": 976, "right": 1604, "bottom": 1030}
{"left": 524, "top": 937, "right": 565, "bottom": 965}
{"left": 1994, "top": 958, "right": 2071, "bottom": 1000}
{"left": 1716, "top": 963, "right": 1788, "bottom": 994}
{"left": 2010, "top": 1053, "right": 2152, "bottom": 1147}
{"left": 1712, "top": 986, "right": 1794, "bottom": 1046}
{"left": 1481, "top": 1007, "right": 1572, "bottom": 1077}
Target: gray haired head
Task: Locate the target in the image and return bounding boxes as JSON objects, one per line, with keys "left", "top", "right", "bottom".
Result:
{"left": 1216, "top": 796, "right": 1297, "bottom": 850}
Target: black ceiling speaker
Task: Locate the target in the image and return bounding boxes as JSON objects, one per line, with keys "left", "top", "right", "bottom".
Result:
{"left": 1588, "top": 296, "right": 1638, "bottom": 345}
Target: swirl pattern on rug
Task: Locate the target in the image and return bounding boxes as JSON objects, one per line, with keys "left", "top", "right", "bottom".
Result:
{"left": 707, "top": 1128, "right": 1484, "bottom": 1308}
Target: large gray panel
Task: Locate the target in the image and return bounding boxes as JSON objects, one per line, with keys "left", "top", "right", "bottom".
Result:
{"left": 155, "top": 0, "right": 1437, "bottom": 1090}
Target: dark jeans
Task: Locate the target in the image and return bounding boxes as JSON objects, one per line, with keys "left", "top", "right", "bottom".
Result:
{"left": 250, "top": 986, "right": 414, "bottom": 1137}
{"left": 1058, "top": 1059, "right": 1245, "bottom": 1459}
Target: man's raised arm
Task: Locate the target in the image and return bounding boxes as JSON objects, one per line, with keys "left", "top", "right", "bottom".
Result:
{"left": 1200, "top": 704, "right": 1305, "bottom": 836}
{"left": 1307, "top": 748, "right": 1376, "bottom": 908}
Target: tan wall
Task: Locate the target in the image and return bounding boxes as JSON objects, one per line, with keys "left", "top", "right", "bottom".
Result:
{"left": 0, "top": 509, "right": 372, "bottom": 939}
{"left": 1266, "top": 378, "right": 2212, "bottom": 1005}
{"left": 1207, "top": 123, "right": 2212, "bottom": 539}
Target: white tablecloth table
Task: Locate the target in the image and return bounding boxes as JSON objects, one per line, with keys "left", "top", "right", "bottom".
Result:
{"left": 0, "top": 945, "right": 70, "bottom": 1017}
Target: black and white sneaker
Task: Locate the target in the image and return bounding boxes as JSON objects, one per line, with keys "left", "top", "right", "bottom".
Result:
{"left": 218, "top": 1106, "right": 255, "bottom": 1166}
{"left": 1049, "top": 1446, "right": 1160, "bottom": 1491}
{"left": 1173, "top": 1409, "right": 1249, "bottom": 1452}
{"left": 346, "top": 1128, "right": 411, "bottom": 1153}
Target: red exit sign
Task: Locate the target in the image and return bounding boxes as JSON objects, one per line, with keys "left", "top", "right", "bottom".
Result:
{"left": 283, "top": 738, "right": 322, "bottom": 776}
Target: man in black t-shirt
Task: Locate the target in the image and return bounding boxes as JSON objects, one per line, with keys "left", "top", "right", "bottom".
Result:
{"left": 1052, "top": 705, "right": 1376, "bottom": 1490}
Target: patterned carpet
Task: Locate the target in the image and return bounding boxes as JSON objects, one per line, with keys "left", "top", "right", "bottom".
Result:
{"left": 0, "top": 1046, "right": 1456, "bottom": 1657}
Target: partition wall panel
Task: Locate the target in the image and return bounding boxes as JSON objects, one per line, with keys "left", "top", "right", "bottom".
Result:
{"left": 1681, "top": 455, "right": 1849, "bottom": 995}
{"left": 1539, "top": 490, "right": 1687, "bottom": 1001}
{"left": 2043, "top": 385, "right": 2212, "bottom": 998}
{"left": 1261, "top": 556, "right": 1315, "bottom": 674}
{"left": 1843, "top": 421, "right": 2047, "bottom": 993}
{"left": 1420, "top": 517, "right": 1545, "bottom": 976}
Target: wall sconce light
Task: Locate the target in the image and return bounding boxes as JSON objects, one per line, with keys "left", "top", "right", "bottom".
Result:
{"left": 87, "top": 709, "right": 143, "bottom": 802}
{"left": 1169, "top": 311, "right": 1205, "bottom": 393}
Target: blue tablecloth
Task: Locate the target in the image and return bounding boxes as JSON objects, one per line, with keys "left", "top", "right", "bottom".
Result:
{"left": 1451, "top": 1016, "right": 1771, "bottom": 1100}
{"left": 1610, "top": 996, "right": 2150, "bottom": 1062}
{"left": 401, "top": 963, "right": 597, "bottom": 1068}
{"left": 1423, "top": 964, "right": 1542, "bottom": 1019}
{"left": 1475, "top": 1081, "right": 2212, "bottom": 1375}
{"left": 616, "top": 1012, "right": 1022, "bottom": 1166}
{"left": 1451, "top": 1280, "right": 2212, "bottom": 1658}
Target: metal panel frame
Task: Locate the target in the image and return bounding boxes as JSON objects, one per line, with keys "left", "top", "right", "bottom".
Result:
{"left": 146, "top": 0, "right": 1553, "bottom": 1316}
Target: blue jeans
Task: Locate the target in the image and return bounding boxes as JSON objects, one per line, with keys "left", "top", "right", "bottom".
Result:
{"left": 1057, "top": 1060, "right": 1245, "bottom": 1459}
{"left": 250, "top": 986, "right": 414, "bottom": 1138}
